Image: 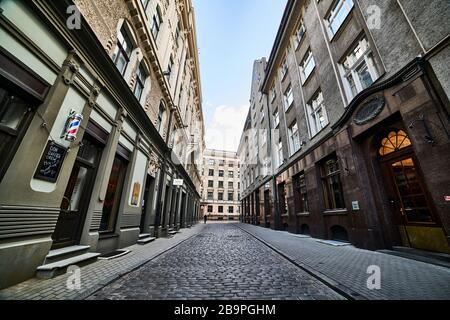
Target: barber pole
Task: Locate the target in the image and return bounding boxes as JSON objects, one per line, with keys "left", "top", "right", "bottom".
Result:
{"left": 65, "top": 113, "right": 83, "bottom": 142}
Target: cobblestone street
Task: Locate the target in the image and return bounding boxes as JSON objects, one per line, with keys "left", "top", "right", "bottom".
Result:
{"left": 88, "top": 223, "right": 345, "bottom": 300}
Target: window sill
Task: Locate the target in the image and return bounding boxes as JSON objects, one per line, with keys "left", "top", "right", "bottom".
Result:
{"left": 323, "top": 209, "right": 348, "bottom": 216}
{"left": 98, "top": 232, "right": 120, "bottom": 240}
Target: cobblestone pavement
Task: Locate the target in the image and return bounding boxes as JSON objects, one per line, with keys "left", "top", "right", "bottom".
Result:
{"left": 88, "top": 223, "right": 345, "bottom": 300}
{"left": 0, "top": 224, "right": 205, "bottom": 300}
{"left": 238, "top": 223, "right": 450, "bottom": 300}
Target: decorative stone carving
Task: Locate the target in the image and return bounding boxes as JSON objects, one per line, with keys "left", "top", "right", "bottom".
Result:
{"left": 354, "top": 95, "right": 386, "bottom": 126}
{"left": 148, "top": 153, "right": 162, "bottom": 178}
{"left": 62, "top": 56, "right": 80, "bottom": 85}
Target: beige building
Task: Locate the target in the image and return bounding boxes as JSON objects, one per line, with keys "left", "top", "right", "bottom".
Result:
{"left": 201, "top": 149, "right": 240, "bottom": 220}
{"left": 0, "top": 0, "right": 204, "bottom": 289}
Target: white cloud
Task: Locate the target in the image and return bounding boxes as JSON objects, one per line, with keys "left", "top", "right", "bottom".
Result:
{"left": 205, "top": 104, "right": 248, "bottom": 152}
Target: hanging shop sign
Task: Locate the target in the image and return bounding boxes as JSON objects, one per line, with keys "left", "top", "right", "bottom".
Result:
{"left": 34, "top": 141, "right": 68, "bottom": 183}
{"left": 173, "top": 179, "right": 184, "bottom": 186}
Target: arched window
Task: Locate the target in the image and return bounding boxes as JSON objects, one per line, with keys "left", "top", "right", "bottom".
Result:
{"left": 379, "top": 130, "right": 412, "bottom": 156}
{"left": 157, "top": 102, "right": 166, "bottom": 132}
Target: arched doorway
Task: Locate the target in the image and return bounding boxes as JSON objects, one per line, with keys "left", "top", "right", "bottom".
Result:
{"left": 378, "top": 129, "right": 449, "bottom": 253}
{"left": 330, "top": 225, "right": 349, "bottom": 242}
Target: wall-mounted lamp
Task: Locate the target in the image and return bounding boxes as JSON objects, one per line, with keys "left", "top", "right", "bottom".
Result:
{"left": 408, "top": 114, "right": 435, "bottom": 145}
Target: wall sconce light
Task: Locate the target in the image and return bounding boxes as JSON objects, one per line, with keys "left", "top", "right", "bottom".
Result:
{"left": 408, "top": 114, "right": 435, "bottom": 145}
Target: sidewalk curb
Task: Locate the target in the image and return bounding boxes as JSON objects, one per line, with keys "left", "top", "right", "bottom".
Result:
{"left": 236, "top": 224, "right": 369, "bottom": 300}
{"left": 74, "top": 225, "right": 205, "bottom": 300}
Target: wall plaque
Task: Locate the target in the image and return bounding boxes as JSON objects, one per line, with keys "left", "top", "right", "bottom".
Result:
{"left": 34, "top": 141, "right": 68, "bottom": 183}
{"left": 354, "top": 95, "right": 385, "bottom": 126}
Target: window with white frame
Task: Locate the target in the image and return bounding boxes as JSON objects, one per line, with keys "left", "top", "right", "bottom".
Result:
{"left": 307, "top": 91, "right": 328, "bottom": 136}
{"left": 294, "top": 20, "right": 306, "bottom": 49}
{"left": 299, "top": 49, "right": 316, "bottom": 84}
{"left": 277, "top": 139, "right": 284, "bottom": 167}
{"left": 133, "top": 63, "right": 147, "bottom": 101}
{"left": 112, "top": 26, "right": 134, "bottom": 75}
{"left": 283, "top": 84, "right": 294, "bottom": 111}
{"left": 288, "top": 121, "right": 301, "bottom": 155}
{"left": 326, "top": 0, "right": 354, "bottom": 37}
{"left": 281, "top": 59, "right": 289, "bottom": 80}
{"left": 340, "top": 37, "right": 378, "bottom": 100}
{"left": 151, "top": 5, "right": 163, "bottom": 40}
{"left": 273, "top": 109, "right": 280, "bottom": 128}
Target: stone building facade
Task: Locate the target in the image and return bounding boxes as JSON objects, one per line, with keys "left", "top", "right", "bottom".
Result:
{"left": 0, "top": 0, "right": 204, "bottom": 289}
{"left": 238, "top": 0, "right": 450, "bottom": 254}
{"left": 201, "top": 149, "right": 241, "bottom": 221}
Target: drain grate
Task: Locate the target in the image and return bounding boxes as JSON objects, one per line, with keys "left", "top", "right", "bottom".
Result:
{"left": 98, "top": 249, "right": 131, "bottom": 260}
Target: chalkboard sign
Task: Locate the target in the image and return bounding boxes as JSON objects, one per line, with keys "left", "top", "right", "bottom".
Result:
{"left": 34, "top": 141, "right": 68, "bottom": 183}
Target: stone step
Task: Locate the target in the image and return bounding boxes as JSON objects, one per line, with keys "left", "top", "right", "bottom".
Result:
{"left": 44, "top": 245, "right": 91, "bottom": 265}
{"left": 168, "top": 230, "right": 178, "bottom": 235}
{"left": 36, "top": 252, "right": 100, "bottom": 279}
{"left": 138, "top": 233, "right": 152, "bottom": 239}
{"left": 137, "top": 236, "right": 156, "bottom": 245}
{"left": 378, "top": 247, "right": 450, "bottom": 268}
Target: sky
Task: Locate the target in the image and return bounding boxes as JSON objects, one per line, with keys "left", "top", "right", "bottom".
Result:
{"left": 193, "top": 0, "right": 287, "bottom": 152}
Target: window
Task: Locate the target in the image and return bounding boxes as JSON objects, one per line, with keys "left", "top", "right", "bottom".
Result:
{"left": 175, "top": 22, "right": 181, "bottom": 40}
{"left": 228, "top": 181, "right": 233, "bottom": 189}
{"left": 208, "top": 159, "right": 215, "bottom": 165}
{"left": 294, "top": 20, "right": 306, "bottom": 49}
{"left": 270, "top": 87, "right": 276, "bottom": 103}
{"left": 207, "top": 205, "right": 213, "bottom": 213}
{"left": 151, "top": 5, "right": 163, "bottom": 40}
{"left": 299, "top": 49, "right": 316, "bottom": 84}
{"left": 219, "top": 170, "right": 224, "bottom": 177}
{"left": 228, "top": 163, "right": 234, "bottom": 168}
{"left": 379, "top": 130, "right": 412, "bottom": 156}
{"left": 218, "top": 181, "right": 224, "bottom": 188}
{"left": 277, "top": 139, "right": 284, "bottom": 167}
{"left": 294, "top": 173, "right": 309, "bottom": 213}
{"left": 260, "top": 111, "right": 265, "bottom": 123}
{"left": 218, "top": 206, "right": 224, "bottom": 213}
{"left": 321, "top": 156, "right": 345, "bottom": 210}
{"left": 157, "top": 103, "right": 165, "bottom": 132}
{"left": 228, "top": 171, "right": 234, "bottom": 178}
{"left": 219, "top": 160, "right": 225, "bottom": 166}
{"left": 288, "top": 121, "right": 301, "bottom": 155}
{"left": 273, "top": 109, "right": 280, "bottom": 128}
{"left": 340, "top": 37, "right": 378, "bottom": 100}
{"left": 326, "top": 0, "right": 354, "bottom": 37}
{"left": 307, "top": 91, "right": 328, "bottom": 136}
{"left": 228, "top": 193, "right": 234, "bottom": 201}
{"left": 228, "top": 206, "right": 234, "bottom": 213}
{"left": 100, "top": 154, "right": 128, "bottom": 232}
{"left": 208, "top": 180, "right": 213, "bottom": 188}
{"left": 207, "top": 192, "right": 213, "bottom": 200}
{"left": 208, "top": 169, "right": 214, "bottom": 176}
{"left": 218, "top": 192, "right": 224, "bottom": 200}
{"left": 167, "top": 55, "right": 174, "bottom": 79}
{"left": 0, "top": 88, "right": 35, "bottom": 181}
{"left": 281, "top": 59, "right": 289, "bottom": 80}
{"left": 112, "top": 26, "right": 133, "bottom": 75}
{"left": 134, "top": 64, "right": 147, "bottom": 101}
{"left": 140, "top": 0, "right": 150, "bottom": 10}
{"left": 283, "top": 84, "right": 294, "bottom": 111}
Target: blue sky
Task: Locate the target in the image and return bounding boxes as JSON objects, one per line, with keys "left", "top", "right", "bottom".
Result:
{"left": 193, "top": 0, "right": 287, "bottom": 151}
